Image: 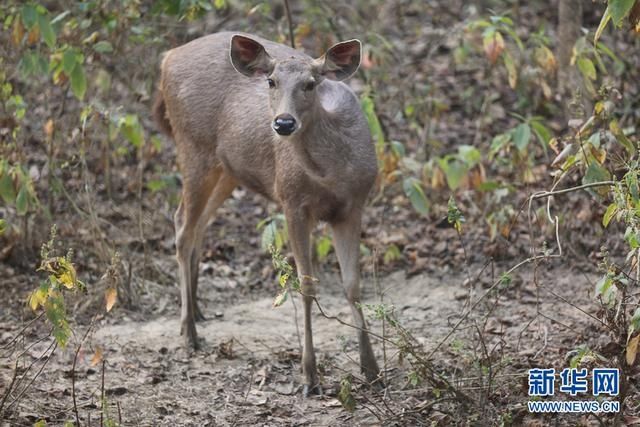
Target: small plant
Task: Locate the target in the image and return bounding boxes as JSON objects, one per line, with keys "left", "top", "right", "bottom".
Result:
{"left": 269, "top": 245, "right": 301, "bottom": 308}
{"left": 28, "top": 226, "right": 86, "bottom": 347}
{"left": 257, "top": 214, "right": 288, "bottom": 252}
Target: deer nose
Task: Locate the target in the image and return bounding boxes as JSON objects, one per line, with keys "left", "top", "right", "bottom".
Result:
{"left": 272, "top": 114, "right": 297, "bottom": 136}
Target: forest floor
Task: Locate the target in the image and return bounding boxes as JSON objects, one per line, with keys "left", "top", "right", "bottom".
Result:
{"left": 0, "top": 193, "right": 612, "bottom": 425}
{"left": 1, "top": 0, "right": 638, "bottom": 425}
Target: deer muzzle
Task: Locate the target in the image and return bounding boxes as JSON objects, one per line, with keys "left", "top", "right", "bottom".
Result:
{"left": 272, "top": 114, "right": 297, "bottom": 136}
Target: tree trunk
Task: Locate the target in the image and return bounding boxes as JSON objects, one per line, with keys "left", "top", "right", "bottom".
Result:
{"left": 557, "top": 0, "right": 584, "bottom": 115}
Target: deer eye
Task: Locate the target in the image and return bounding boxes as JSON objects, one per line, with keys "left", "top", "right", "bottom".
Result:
{"left": 267, "top": 78, "right": 276, "bottom": 89}
{"left": 303, "top": 80, "right": 315, "bottom": 91}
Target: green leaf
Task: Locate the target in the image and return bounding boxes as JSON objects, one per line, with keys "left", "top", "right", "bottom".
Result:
{"left": 457, "top": 145, "right": 481, "bottom": 167}
{"left": 603, "top": 203, "right": 617, "bottom": 227}
{"left": 0, "top": 219, "right": 6, "bottom": 235}
{"left": 15, "top": 185, "right": 29, "bottom": 215}
{"left": 438, "top": 158, "right": 467, "bottom": 191}
{"left": 512, "top": 123, "right": 531, "bottom": 153}
{"left": 531, "top": 120, "right": 552, "bottom": 151}
{"left": 93, "top": 40, "right": 113, "bottom": 53}
{"left": 630, "top": 307, "right": 640, "bottom": 334}
{"left": 337, "top": 376, "right": 356, "bottom": 412}
{"left": 21, "top": 4, "right": 38, "bottom": 28}
{"left": 582, "top": 163, "right": 612, "bottom": 193}
{"left": 315, "top": 235, "right": 332, "bottom": 261}
{"left": 261, "top": 221, "right": 277, "bottom": 251}
{"left": 272, "top": 289, "right": 288, "bottom": 308}
{"left": 0, "top": 173, "right": 16, "bottom": 204}
{"left": 390, "top": 140, "right": 405, "bottom": 158}
{"left": 361, "top": 95, "right": 384, "bottom": 152}
{"left": 70, "top": 63, "right": 86, "bottom": 100}
{"left": 503, "top": 50, "right": 517, "bottom": 88}
{"left": 120, "top": 114, "right": 144, "bottom": 148}
{"left": 38, "top": 13, "right": 56, "bottom": 48}
{"left": 383, "top": 244, "right": 402, "bottom": 264}
{"left": 595, "top": 274, "right": 612, "bottom": 297}
{"left": 402, "top": 177, "right": 429, "bottom": 215}
{"left": 595, "top": 6, "right": 612, "bottom": 45}
{"left": 62, "top": 50, "right": 77, "bottom": 74}
{"left": 610, "top": 0, "right": 636, "bottom": 26}
{"left": 577, "top": 57, "right": 597, "bottom": 80}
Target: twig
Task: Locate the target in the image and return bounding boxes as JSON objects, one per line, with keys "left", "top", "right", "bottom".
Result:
{"left": 6, "top": 339, "right": 58, "bottom": 411}
{"left": 530, "top": 180, "right": 615, "bottom": 200}
{"left": 283, "top": 0, "right": 295, "bottom": 49}
{"left": 288, "top": 290, "right": 303, "bottom": 355}
{"left": 73, "top": 320, "right": 97, "bottom": 427}
{"left": 0, "top": 360, "right": 19, "bottom": 416}
{"left": 427, "top": 253, "right": 560, "bottom": 360}
{"left": 0, "top": 312, "right": 45, "bottom": 351}
{"left": 100, "top": 359, "right": 105, "bottom": 427}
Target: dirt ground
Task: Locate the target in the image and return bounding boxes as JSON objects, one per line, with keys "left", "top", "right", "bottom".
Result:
{"left": 1, "top": 1, "right": 638, "bottom": 425}
{"left": 2, "top": 231, "right": 612, "bottom": 426}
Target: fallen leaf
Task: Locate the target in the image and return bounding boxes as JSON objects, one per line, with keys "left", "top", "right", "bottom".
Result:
{"left": 44, "top": 119, "right": 54, "bottom": 138}
{"left": 105, "top": 287, "right": 117, "bottom": 312}
{"left": 627, "top": 334, "right": 640, "bottom": 365}
{"left": 91, "top": 346, "right": 103, "bottom": 367}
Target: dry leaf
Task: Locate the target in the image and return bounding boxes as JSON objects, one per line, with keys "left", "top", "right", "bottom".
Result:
{"left": 44, "top": 119, "right": 54, "bottom": 138}
{"left": 91, "top": 346, "right": 103, "bottom": 367}
{"left": 483, "top": 31, "right": 505, "bottom": 64}
{"left": 627, "top": 335, "right": 640, "bottom": 365}
{"left": 27, "top": 27, "right": 40, "bottom": 45}
{"left": 12, "top": 19, "right": 24, "bottom": 46}
{"left": 105, "top": 287, "right": 117, "bottom": 312}
{"left": 629, "top": 0, "right": 640, "bottom": 32}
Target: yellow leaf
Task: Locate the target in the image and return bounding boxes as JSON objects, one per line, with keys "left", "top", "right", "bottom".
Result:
{"left": 627, "top": 334, "right": 640, "bottom": 365}
{"left": 12, "top": 18, "right": 24, "bottom": 46}
{"left": 105, "top": 287, "right": 117, "bottom": 312}
{"left": 279, "top": 273, "right": 289, "bottom": 287}
{"left": 90, "top": 346, "right": 103, "bottom": 367}
{"left": 28, "top": 287, "right": 48, "bottom": 311}
{"left": 534, "top": 46, "right": 557, "bottom": 73}
{"left": 44, "top": 119, "right": 54, "bottom": 138}
{"left": 590, "top": 145, "right": 607, "bottom": 164}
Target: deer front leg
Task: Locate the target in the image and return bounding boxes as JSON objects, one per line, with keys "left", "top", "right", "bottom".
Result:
{"left": 285, "top": 209, "right": 320, "bottom": 396}
{"left": 332, "top": 211, "right": 381, "bottom": 385}
{"left": 174, "top": 162, "right": 221, "bottom": 349}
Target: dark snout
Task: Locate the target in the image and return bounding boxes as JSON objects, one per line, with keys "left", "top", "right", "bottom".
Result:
{"left": 272, "top": 114, "right": 297, "bottom": 136}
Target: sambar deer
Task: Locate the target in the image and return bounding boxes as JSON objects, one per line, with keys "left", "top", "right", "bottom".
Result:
{"left": 153, "top": 31, "right": 380, "bottom": 394}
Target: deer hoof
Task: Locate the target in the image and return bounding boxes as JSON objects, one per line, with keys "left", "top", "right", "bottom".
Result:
{"left": 194, "top": 304, "right": 207, "bottom": 322}
{"left": 180, "top": 323, "right": 200, "bottom": 350}
{"left": 302, "top": 383, "right": 323, "bottom": 398}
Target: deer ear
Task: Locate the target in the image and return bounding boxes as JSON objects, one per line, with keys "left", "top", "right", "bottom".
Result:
{"left": 313, "top": 39, "right": 361, "bottom": 81}
{"left": 230, "top": 35, "right": 274, "bottom": 77}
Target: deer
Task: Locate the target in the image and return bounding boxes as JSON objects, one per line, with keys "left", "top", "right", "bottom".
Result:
{"left": 153, "top": 31, "right": 380, "bottom": 395}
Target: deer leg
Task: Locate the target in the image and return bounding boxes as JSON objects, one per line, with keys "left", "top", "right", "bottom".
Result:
{"left": 285, "top": 209, "right": 320, "bottom": 396}
{"left": 175, "top": 164, "right": 221, "bottom": 349}
{"left": 190, "top": 171, "right": 237, "bottom": 322}
{"left": 332, "top": 211, "right": 381, "bottom": 385}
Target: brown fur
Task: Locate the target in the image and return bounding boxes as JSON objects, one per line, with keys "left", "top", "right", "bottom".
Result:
{"left": 155, "top": 31, "right": 380, "bottom": 393}
{"left": 152, "top": 91, "right": 172, "bottom": 136}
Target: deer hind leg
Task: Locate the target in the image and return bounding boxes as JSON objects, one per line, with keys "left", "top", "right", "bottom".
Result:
{"left": 285, "top": 208, "right": 320, "bottom": 396}
{"left": 331, "top": 211, "right": 381, "bottom": 385}
{"left": 175, "top": 160, "right": 223, "bottom": 349}
{"left": 189, "top": 171, "right": 237, "bottom": 322}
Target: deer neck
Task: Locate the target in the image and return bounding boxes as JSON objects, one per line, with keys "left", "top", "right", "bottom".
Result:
{"left": 281, "top": 100, "right": 348, "bottom": 186}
